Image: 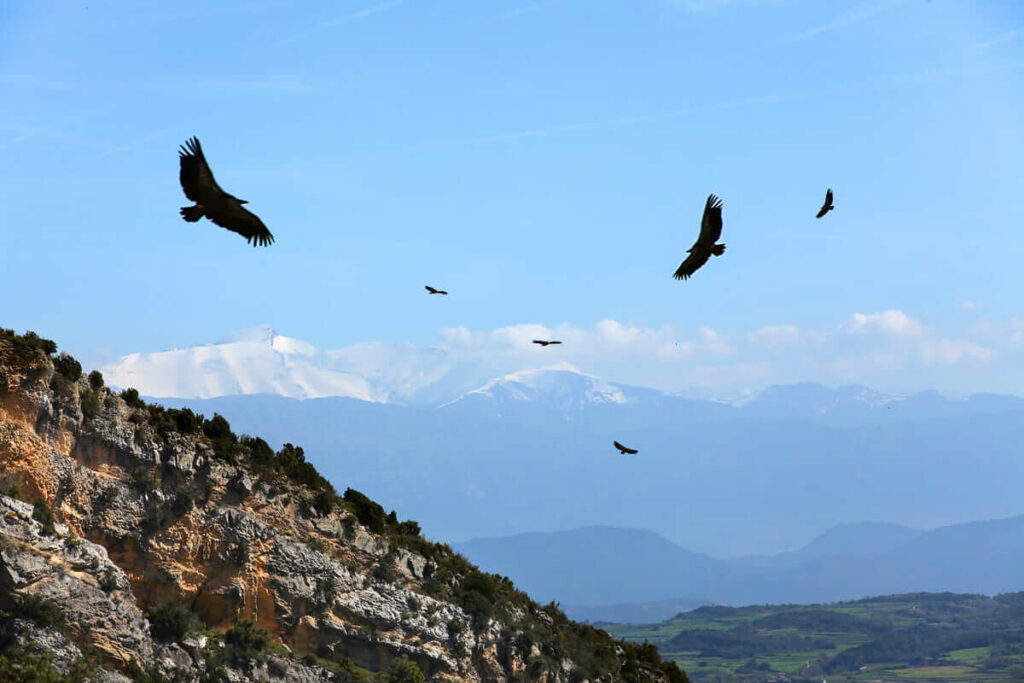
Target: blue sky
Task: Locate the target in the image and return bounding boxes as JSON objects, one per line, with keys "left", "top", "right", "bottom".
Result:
{"left": 2, "top": 0, "right": 1024, "bottom": 395}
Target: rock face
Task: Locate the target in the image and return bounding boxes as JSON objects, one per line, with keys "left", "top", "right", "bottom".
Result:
{"left": 0, "top": 333, "right": 686, "bottom": 682}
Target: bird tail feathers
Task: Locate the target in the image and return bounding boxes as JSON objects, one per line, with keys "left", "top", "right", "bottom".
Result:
{"left": 180, "top": 206, "right": 204, "bottom": 222}
{"left": 712, "top": 244, "right": 726, "bottom": 256}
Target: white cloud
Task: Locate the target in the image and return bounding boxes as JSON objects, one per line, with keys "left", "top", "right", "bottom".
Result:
{"left": 843, "top": 310, "right": 926, "bottom": 337}
{"left": 958, "top": 300, "right": 981, "bottom": 312}
{"left": 748, "top": 324, "right": 800, "bottom": 349}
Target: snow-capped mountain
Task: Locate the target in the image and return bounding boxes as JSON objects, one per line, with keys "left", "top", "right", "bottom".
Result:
{"left": 103, "top": 326, "right": 1024, "bottom": 421}
{"left": 102, "top": 326, "right": 604, "bottom": 406}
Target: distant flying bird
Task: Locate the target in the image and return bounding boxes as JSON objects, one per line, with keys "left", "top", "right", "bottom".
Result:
{"left": 816, "top": 188, "right": 834, "bottom": 218}
{"left": 673, "top": 194, "right": 726, "bottom": 280}
{"left": 178, "top": 137, "right": 274, "bottom": 247}
{"left": 532, "top": 340, "right": 562, "bottom": 347}
{"left": 425, "top": 286, "right": 448, "bottom": 295}
{"left": 613, "top": 441, "right": 638, "bottom": 455}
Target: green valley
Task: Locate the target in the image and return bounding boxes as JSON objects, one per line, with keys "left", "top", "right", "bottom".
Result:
{"left": 601, "top": 592, "right": 1024, "bottom": 682}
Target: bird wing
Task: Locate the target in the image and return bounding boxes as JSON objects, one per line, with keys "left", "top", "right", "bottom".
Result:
{"left": 549, "top": 341, "right": 562, "bottom": 345}
{"left": 178, "top": 137, "right": 227, "bottom": 203}
{"left": 426, "top": 286, "right": 437, "bottom": 293}
{"left": 614, "top": 441, "right": 625, "bottom": 451}
{"left": 673, "top": 246, "right": 712, "bottom": 280}
{"left": 816, "top": 188, "right": 833, "bottom": 218}
{"left": 206, "top": 202, "right": 275, "bottom": 247}
{"left": 532, "top": 340, "right": 546, "bottom": 345}
{"left": 697, "top": 194, "right": 724, "bottom": 244}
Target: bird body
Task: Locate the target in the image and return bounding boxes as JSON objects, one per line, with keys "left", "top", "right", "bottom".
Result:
{"left": 613, "top": 441, "right": 638, "bottom": 455}
{"left": 178, "top": 137, "right": 274, "bottom": 247}
{"left": 425, "top": 286, "right": 448, "bottom": 295}
{"left": 673, "top": 194, "right": 725, "bottom": 280}
{"left": 816, "top": 188, "right": 834, "bottom": 218}
{"left": 532, "top": 340, "right": 562, "bottom": 346}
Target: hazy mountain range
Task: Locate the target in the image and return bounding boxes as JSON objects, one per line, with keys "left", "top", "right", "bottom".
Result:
{"left": 456, "top": 517, "right": 1024, "bottom": 623}
{"left": 104, "top": 327, "right": 1024, "bottom": 559}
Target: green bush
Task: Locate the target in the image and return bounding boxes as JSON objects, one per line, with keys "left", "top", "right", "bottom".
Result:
{"left": 0, "top": 646, "right": 96, "bottom": 683}
{"left": 131, "top": 469, "right": 157, "bottom": 496}
{"left": 343, "top": 488, "right": 386, "bottom": 533}
{"left": 121, "top": 388, "right": 145, "bottom": 409}
{"left": 98, "top": 568, "right": 118, "bottom": 594}
{"left": 147, "top": 601, "right": 193, "bottom": 642}
{"left": 12, "top": 593, "right": 65, "bottom": 630}
{"left": 53, "top": 353, "right": 82, "bottom": 381}
{"left": 388, "top": 657, "right": 426, "bottom": 683}
{"left": 372, "top": 563, "right": 396, "bottom": 583}
{"left": 79, "top": 387, "right": 100, "bottom": 420}
{"left": 31, "top": 499, "right": 56, "bottom": 536}
{"left": 203, "top": 413, "right": 239, "bottom": 461}
{"left": 88, "top": 370, "right": 104, "bottom": 390}
{"left": 312, "top": 489, "right": 334, "bottom": 516}
{"left": 224, "top": 619, "right": 269, "bottom": 664}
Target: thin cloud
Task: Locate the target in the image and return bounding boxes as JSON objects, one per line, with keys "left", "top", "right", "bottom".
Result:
{"left": 276, "top": 0, "right": 404, "bottom": 46}
{"left": 99, "top": 127, "right": 178, "bottom": 157}
{"left": 958, "top": 300, "right": 981, "bottom": 312}
{"left": 782, "top": 0, "right": 904, "bottom": 43}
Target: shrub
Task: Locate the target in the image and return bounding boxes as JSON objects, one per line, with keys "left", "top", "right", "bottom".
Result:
{"left": 224, "top": 619, "right": 269, "bottom": 664}
{"left": 141, "top": 506, "right": 165, "bottom": 536}
{"left": 32, "top": 499, "right": 56, "bottom": 536}
{"left": 148, "top": 602, "right": 192, "bottom": 642}
{"left": 388, "top": 657, "right": 426, "bottom": 683}
{"left": 79, "top": 387, "right": 99, "bottom": 420}
{"left": 131, "top": 469, "right": 157, "bottom": 496}
{"left": 53, "top": 353, "right": 82, "bottom": 381}
{"left": 343, "top": 488, "right": 386, "bottom": 533}
{"left": 372, "top": 563, "right": 396, "bottom": 583}
{"left": 13, "top": 593, "right": 65, "bottom": 630}
{"left": 461, "top": 590, "right": 493, "bottom": 629}
{"left": 241, "top": 435, "right": 274, "bottom": 473}
{"left": 19, "top": 331, "right": 58, "bottom": 355}
{"left": 88, "top": 370, "right": 104, "bottom": 390}
{"left": 397, "top": 520, "right": 421, "bottom": 537}
{"left": 312, "top": 489, "right": 334, "bottom": 516}
{"left": 121, "top": 388, "right": 145, "bottom": 409}
{"left": 99, "top": 568, "right": 118, "bottom": 594}
{"left": 203, "top": 413, "right": 239, "bottom": 461}
{"left": 171, "top": 490, "right": 194, "bottom": 516}
{"left": 406, "top": 596, "right": 421, "bottom": 612}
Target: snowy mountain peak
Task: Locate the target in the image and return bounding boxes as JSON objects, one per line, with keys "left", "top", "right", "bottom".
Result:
{"left": 456, "top": 364, "right": 631, "bottom": 407}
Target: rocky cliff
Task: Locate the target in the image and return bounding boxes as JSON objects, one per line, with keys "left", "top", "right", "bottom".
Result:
{"left": 0, "top": 328, "right": 686, "bottom": 682}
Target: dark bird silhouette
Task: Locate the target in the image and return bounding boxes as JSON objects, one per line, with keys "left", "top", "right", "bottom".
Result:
{"left": 613, "top": 441, "right": 638, "bottom": 455}
{"left": 178, "top": 137, "right": 274, "bottom": 247}
{"left": 532, "top": 340, "right": 562, "bottom": 347}
{"left": 425, "top": 286, "right": 448, "bottom": 295}
{"left": 673, "top": 194, "right": 725, "bottom": 280}
{"left": 816, "top": 188, "right": 834, "bottom": 218}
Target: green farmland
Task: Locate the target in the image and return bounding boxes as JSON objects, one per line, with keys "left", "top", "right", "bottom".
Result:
{"left": 600, "top": 592, "right": 1024, "bottom": 682}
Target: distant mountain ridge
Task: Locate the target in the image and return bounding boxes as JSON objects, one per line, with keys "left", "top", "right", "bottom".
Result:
{"left": 106, "top": 327, "right": 1024, "bottom": 422}
{"left": 455, "top": 517, "right": 1024, "bottom": 622}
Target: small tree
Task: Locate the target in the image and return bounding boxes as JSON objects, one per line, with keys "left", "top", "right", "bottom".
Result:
{"left": 88, "top": 370, "right": 104, "bottom": 390}
{"left": 389, "top": 657, "right": 426, "bottom": 683}
{"left": 53, "top": 353, "right": 82, "bottom": 381}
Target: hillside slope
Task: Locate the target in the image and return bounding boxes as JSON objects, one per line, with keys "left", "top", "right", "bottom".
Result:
{"left": 0, "top": 328, "right": 685, "bottom": 682}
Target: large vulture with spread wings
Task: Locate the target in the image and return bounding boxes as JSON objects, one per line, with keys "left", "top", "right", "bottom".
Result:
{"left": 673, "top": 194, "right": 725, "bottom": 280}
{"left": 614, "top": 441, "right": 638, "bottom": 455}
{"left": 816, "top": 188, "right": 834, "bottom": 218}
{"left": 178, "top": 137, "right": 275, "bottom": 247}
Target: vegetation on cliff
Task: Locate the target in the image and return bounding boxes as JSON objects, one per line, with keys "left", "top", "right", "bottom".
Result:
{"left": 0, "top": 327, "right": 686, "bottom": 682}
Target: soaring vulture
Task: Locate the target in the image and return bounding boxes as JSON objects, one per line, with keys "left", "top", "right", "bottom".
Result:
{"left": 178, "top": 137, "right": 274, "bottom": 247}
{"left": 816, "top": 188, "right": 834, "bottom": 218}
{"left": 532, "top": 340, "right": 562, "bottom": 347}
{"left": 425, "top": 286, "right": 448, "bottom": 295}
{"left": 613, "top": 441, "right": 638, "bottom": 455}
{"left": 673, "top": 194, "right": 725, "bottom": 280}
